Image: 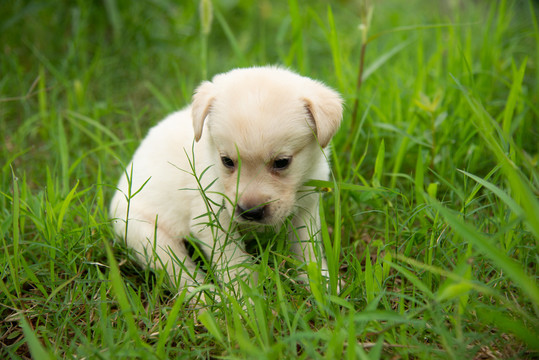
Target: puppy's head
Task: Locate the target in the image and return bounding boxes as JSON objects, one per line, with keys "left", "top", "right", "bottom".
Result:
{"left": 191, "top": 67, "right": 342, "bottom": 226}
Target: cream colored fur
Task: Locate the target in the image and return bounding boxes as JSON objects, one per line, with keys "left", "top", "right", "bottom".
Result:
{"left": 109, "top": 66, "right": 342, "bottom": 299}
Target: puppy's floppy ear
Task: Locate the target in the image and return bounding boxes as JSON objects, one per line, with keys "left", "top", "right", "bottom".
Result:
{"left": 191, "top": 81, "right": 215, "bottom": 142}
{"left": 302, "top": 82, "right": 343, "bottom": 148}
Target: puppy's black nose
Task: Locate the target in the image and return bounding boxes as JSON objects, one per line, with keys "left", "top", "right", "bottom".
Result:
{"left": 237, "top": 204, "right": 266, "bottom": 222}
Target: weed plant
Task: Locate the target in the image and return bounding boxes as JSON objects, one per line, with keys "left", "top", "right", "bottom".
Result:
{"left": 1, "top": 0, "right": 538, "bottom": 358}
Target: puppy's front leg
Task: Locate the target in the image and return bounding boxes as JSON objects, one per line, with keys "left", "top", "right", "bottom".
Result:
{"left": 194, "top": 223, "right": 253, "bottom": 297}
{"left": 118, "top": 217, "right": 206, "bottom": 291}
{"left": 289, "top": 197, "right": 330, "bottom": 284}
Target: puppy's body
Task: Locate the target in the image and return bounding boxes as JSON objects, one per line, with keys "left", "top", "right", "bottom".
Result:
{"left": 110, "top": 67, "right": 342, "bottom": 296}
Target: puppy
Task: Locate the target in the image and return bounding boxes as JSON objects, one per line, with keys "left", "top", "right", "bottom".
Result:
{"left": 109, "top": 66, "right": 342, "bottom": 299}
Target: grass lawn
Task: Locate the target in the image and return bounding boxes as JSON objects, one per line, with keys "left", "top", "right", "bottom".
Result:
{"left": 1, "top": 0, "right": 538, "bottom": 358}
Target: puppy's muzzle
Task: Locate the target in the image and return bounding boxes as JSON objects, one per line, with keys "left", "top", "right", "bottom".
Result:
{"left": 236, "top": 204, "right": 268, "bottom": 222}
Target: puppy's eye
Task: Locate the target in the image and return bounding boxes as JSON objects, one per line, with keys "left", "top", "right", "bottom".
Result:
{"left": 272, "top": 157, "right": 291, "bottom": 171}
{"left": 221, "top": 156, "right": 235, "bottom": 169}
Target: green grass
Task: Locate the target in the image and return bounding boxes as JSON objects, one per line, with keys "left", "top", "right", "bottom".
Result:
{"left": 1, "top": 0, "right": 538, "bottom": 358}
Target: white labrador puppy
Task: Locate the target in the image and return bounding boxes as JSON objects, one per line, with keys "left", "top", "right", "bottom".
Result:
{"left": 110, "top": 66, "right": 342, "bottom": 299}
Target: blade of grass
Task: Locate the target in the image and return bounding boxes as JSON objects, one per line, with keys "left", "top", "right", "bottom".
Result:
{"left": 198, "top": 309, "right": 226, "bottom": 345}
{"left": 454, "top": 75, "right": 539, "bottom": 241}
{"left": 103, "top": 0, "right": 122, "bottom": 43}
{"left": 372, "top": 140, "right": 385, "bottom": 187}
{"left": 307, "top": 260, "right": 327, "bottom": 314}
{"left": 476, "top": 306, "right": 539, "bottom": 350}
{"left": 502, "top": 58, "right": 527, "bottom": 137}
{"left": 103, "top": 241, "right": 147, "bottom": 348}
{"left": 326, "top": 5, "right": 344, "bottom": 89}
{"left": 155, "top": 291, "right": 188, "bottom": 357}
{"left": 213, "top": 7, "right": 247, "bottom": 66}
{"left": 56, "top": 180, "right": 79, "bottom": 233}
{"left": 414, "top": 148, "right": 425, "bottom": 205}
{"left": 529, "top": 0, "right": 539, "bottom": 91}
{"left": 9, "top": 167, "right": 21, "bottom": 297}
{"left": 20, "top": 317, "right": 53, "bottom": 360}
{"left": 391, "top": 114, "right": 420, "bottom": 189}
{"left": 364, "top": 245, "right": 374, "bottom": 303}
{"left": 56, "top": 115, "right": 69, "bottom": 194}
{"left": 362, "top": 39, "right": 412, "bottom": 82}
{"left": 384, "top": 260, "right": 434, "bottom": 300}
{"left": 331, "top": 175, "right": 342, "bottom": 295}
{"left": 458, "top": 169, "right": 523, "bottom": 218}
{"left": 427, "top": 196, "right": 539, "bottom": 308}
